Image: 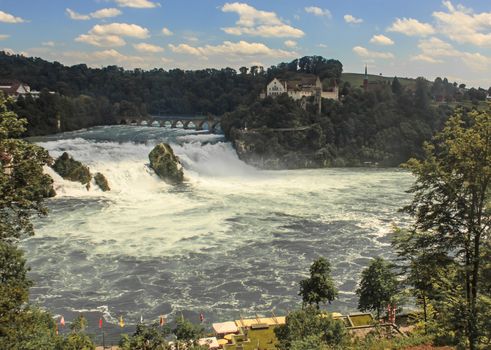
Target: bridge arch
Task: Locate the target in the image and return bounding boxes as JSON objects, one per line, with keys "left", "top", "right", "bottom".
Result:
{"left": 171, "top": 120, "right": 184, "bottom": 128}
{"left": 210, "top": 121, "right": 222, "bottom": 133}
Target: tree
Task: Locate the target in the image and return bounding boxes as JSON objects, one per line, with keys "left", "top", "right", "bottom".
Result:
{"left": 401, "top": 111, "right": 491, "bottom": 349}
{"left": 173, "top": 317, "right": 204, "bottom": 341}
{"left": 415, "top": 77, "right": 430, "bottom": 110}
{"left": 60, "top": 315, "right": 95, "bottom": 350}
{"left": 274, "top": 306, "right": 347, "bottom": 350}
{"left": 0, "top": 93, "right": 56, "bottom": 347}
{"left": 299, "top": 258, "right": 338, "bottom": 308}
{"left": 120, "top": 323, "right": 171, "bottom": 350}
{"left": 356, "top": 257, "right": 398, "bottom": 319}
{"left": 391, "top": 77, "right": 402, "bottom": 95}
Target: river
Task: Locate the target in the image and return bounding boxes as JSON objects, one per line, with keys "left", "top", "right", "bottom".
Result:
{"left": 24, "top": 125, "right": 413, "bottom": 339}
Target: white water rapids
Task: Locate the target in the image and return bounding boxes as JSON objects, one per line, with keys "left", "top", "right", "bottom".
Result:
{"left": 23, "top": 125, "right": 413, "bottom": 338}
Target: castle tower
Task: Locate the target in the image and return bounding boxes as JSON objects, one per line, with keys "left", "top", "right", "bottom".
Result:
{"left": 363, "top": 64, "right": 368, "bottom": 92}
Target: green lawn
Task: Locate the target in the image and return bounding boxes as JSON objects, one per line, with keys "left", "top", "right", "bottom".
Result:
{"left": 224, "top": 328, "right": 278, "bottom": 350}
{"left": 340, "top": 73, "right": 416, "bottom": 89}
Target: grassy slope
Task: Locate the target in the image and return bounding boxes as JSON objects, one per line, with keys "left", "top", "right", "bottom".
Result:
{"left": 341, "top": 72, "right": 416, "bottom": 89}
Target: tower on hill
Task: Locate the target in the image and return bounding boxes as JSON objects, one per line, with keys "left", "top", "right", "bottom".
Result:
{"left": 363, "top": 65, "right": 368, "bottom": 92}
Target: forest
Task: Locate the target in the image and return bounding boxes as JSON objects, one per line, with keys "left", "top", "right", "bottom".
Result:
{"left": 0, "top": 51, "right": 489, "bottom": 167}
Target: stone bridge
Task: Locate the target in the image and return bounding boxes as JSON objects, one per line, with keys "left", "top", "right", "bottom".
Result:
{"left": 118, "top": 115, "right": 222, "bottom": 133}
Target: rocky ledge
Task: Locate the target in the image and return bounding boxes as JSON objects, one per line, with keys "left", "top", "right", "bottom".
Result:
{"left": 148, "top": 143, "right": 184, "bottom": 184}
{"left": 52, "top": 152, "right": 110, "bottom": 191}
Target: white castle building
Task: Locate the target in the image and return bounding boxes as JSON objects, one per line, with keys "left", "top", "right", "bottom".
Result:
{"left": 260, "top": 75, "right": 338, "bottom": 114}
{"left": 262, "top": 75, "right": 339, "bottom": 101}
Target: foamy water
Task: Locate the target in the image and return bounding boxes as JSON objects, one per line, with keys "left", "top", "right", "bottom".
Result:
{"left": 24, "top": 125, "right": 413, "bottom": 337}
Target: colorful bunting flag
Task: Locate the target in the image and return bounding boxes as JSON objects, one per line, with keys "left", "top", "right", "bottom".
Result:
{"left": 119, "top": 315, "right": 125, "bottom": 328}
{"left": 99, "top": 317, "right": 103, "bottom": 329}
{"left": 60, "top": 316, "right": 65, "bottom": 327}
{"left": 159, "top": 315, "right": 166, "bottom": 327}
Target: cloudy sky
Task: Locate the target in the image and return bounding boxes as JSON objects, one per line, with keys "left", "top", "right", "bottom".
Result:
{"left": 1, "top": 0, "right": 490, "bottom": 87}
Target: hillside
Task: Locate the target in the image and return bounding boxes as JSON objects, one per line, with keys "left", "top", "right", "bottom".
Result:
{"left": 341, "top": 72, "right": 416, "bottom": 89}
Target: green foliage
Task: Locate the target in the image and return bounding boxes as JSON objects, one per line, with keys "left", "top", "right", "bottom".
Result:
{"left": 395, "top": 110, "right": 491, "bottom": 349}
{"left": 0, "top": 307, "right": 61, "bottom": 350}
{"left": 0, "top": 94, "right": 53, "bottom": 242}
{"left": 0, "top": 93, "right": 60, "bottom": 348}
{"left": 274, "top": 307, "right": 348, "bottom": 350}
{"left": 299, "top": 257, "right": 338, "bottom": 308}
{"left": 57, "top": 315, "right": 95, "bottom": 350}
{"left": 356, "top": 257, "right": 398, "bottom": 319}
{"left": 120, "top": 323, "right": 171, "bottom": 350}
{"left": 173, "top": 317, "right": 204, "bottom": 341}
{"left": 351, "top": 332, "right": 433, "bottom": 350}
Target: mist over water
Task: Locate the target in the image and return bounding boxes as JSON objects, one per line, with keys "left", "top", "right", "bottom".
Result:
{"left": 24, "top": 125, "right": 413, "bottom": 334}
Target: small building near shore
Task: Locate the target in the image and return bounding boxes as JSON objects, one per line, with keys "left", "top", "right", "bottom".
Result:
{"left": 212, "top": 321, "right": 239, "bottom": 336}
{"left": 0, "top": 81, "right": 41, "bottom": 100}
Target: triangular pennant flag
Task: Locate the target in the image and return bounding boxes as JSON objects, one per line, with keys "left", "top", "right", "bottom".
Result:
{"left": 60, "top": 316, "right": 65, "bottom": 327}
{"left": 99, "top": 317, "right": 103, "bottom": 329}
{"left": 119, "top": 315, "right": 125, "bottom": 328}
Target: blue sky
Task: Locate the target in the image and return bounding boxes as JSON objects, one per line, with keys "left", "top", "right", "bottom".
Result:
{"left": 0, "top": 0, "right": 490, "bottom": 87}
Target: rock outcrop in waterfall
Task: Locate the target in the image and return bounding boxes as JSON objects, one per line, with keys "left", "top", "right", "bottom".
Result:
{"left": 148, "top": 143, "right": 184, "bottom": 184}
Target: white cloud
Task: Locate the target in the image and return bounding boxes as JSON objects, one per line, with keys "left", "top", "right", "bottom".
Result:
{"left": 344, "top": 14, "right": 363, "bottom": 24}
{"left": 411, "top": 54, "right": 444, "bottom": 64}
{"left": 461, "top": 52, "right": 491, "bottom": 72}
{"left": 66, "top": 9, "right": 90, "bottom": 20}
{"left": 42, "top": 41, "right": 55, "bottom": 47}
{"left": 221, "top": 2, "right": 304, "bottom": 38}
{"left": 412, "top": 37, "right": 491, "bottom": 71}
{"left": 387, "top": 17, "right": 435, "bottom": 36}
{"left": 317, "top": 43, "right": 327, "bottom": 48}
{"left": 0, "top": 10, "right": 27, "bottom": 23}
{"left": 169, "top": 43, "right": 204, "bottom": 56}
{"left": 133, "top": 42, "right": 164, "bottom": 53}
{"left": 89, "top": 22, "right": 150, "bottom": 38}
{"left": 433, "top": 1, "right": 491, "bottom": 47}
{"left": 284, "top": 40, "right": 297, "bottom": 48}
{"left": 222, "top": 25, "right": 304, "bottom": 38}
{"left": 75, "top": 23, "right": 149, "bottom": 47}
{"left": 169, "top": 40, "right": 296, "bottom": 59}
{"left": 161, "top": 27, "right": 173, "bottom": 36}
{"left": 417, "top": 37, "right": 459, "bottom": 57}
{"left": 113, "top": 0, "right": 160, "bottom": 8}
{"left": 353, "top": 46, "right": 394, "bottom": 59}
{"left": 91, "top": 8, "right": 123, "bottom": 19}
{"left": 369, "top": 34, "right": 394, "bottom": 46}
{"left": 76, "top": 34, "right": 126, "bottom": 47}
{"left": 0, "top": 34, "right": 9, "bottom": 40}
{"left": 305, "top": 6, "right": 331, "bottom": 18}
{"left": 66, "top": 8, "right": 122, "bottom": 20}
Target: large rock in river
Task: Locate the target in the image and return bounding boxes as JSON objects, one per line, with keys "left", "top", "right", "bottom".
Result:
{"left": 148, "top": 143, "right": 184, "bottom": 184}
{"left": 94, "top": 172, "right": 110, "bottom": 192}
{"left": 52, "top": 152, "right": 92, "bottom": 188}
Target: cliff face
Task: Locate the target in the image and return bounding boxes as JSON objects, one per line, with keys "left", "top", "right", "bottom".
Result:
{"left": 230, "top": 126, "right": 335, "bottom": 170}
